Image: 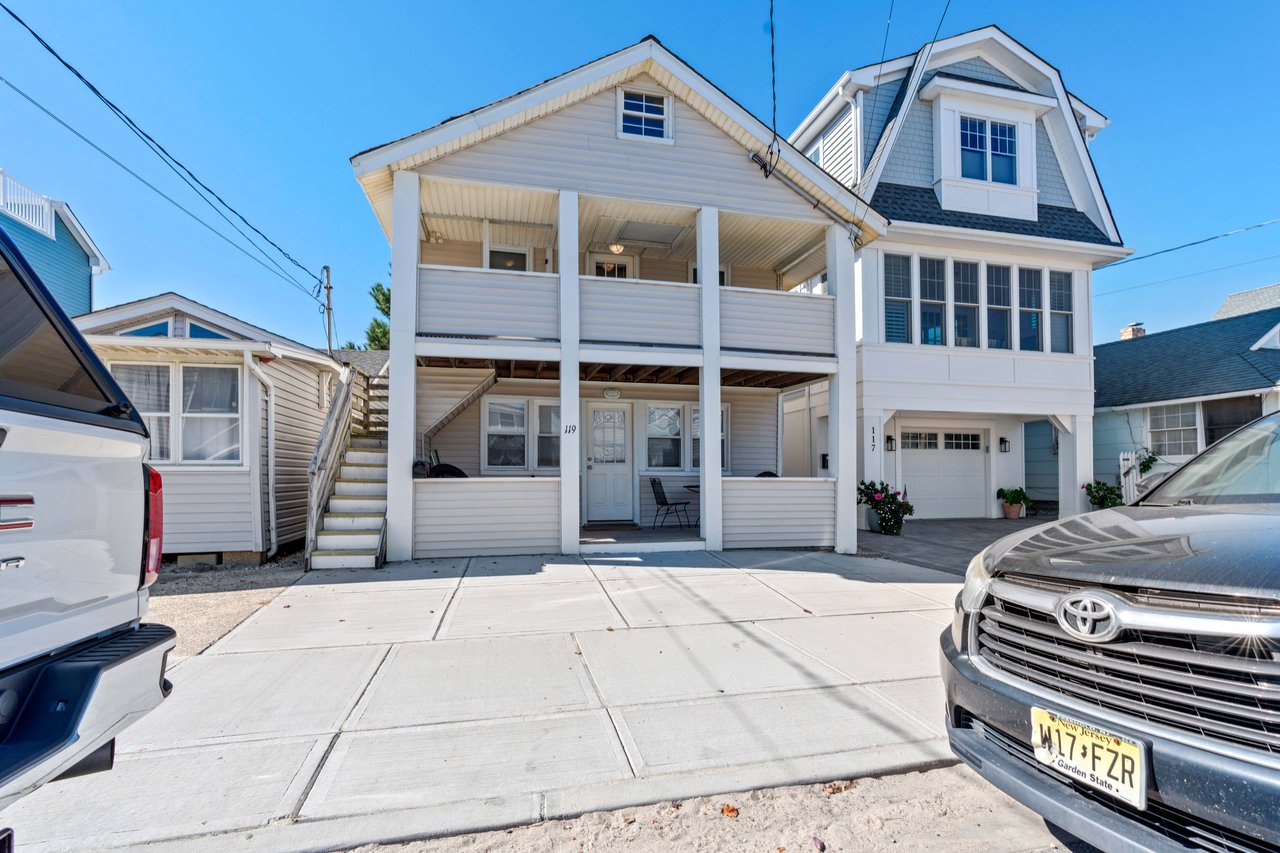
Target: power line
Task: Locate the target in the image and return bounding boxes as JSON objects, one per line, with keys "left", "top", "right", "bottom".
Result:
{"left": 1093, "top": 250, "right": 1280, "bottom": 299}
{"left": 0, "top": 1, "right": 323, "bottom": 292}
{"left": 0, "top": 73, "right": 324, "bottom": 302}
{"left": 1100, "top": 216, "right": 1280, "bottom": 270}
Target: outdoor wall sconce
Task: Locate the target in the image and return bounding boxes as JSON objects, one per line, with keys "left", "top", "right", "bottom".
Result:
{"left": 885, "top": 435, "right": 896, "bottom": 452}
{"left": 999, "top": 437, "right": 1011, "bottom": 453}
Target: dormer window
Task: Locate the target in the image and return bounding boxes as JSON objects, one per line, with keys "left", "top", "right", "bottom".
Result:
{"left": 618, "top": 89, "right": 672, "bottom": 142}
{"left": 960, "top": 117, "right": 1016, "bottom": 185}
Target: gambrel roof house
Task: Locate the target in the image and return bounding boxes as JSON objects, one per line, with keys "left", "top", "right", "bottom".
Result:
{"left": 1088, "top": 307, "right": 1280, "bottom": 485}
{"left": 786, "top": 25, "right": 1129, "bottom": 517}
{"left": 75, "top": 293, "right": 341, "bottom": 563}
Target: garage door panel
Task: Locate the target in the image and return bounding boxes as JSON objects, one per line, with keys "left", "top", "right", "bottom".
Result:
{"left": 900, "top": 431, "right": 986, "bottom": 519}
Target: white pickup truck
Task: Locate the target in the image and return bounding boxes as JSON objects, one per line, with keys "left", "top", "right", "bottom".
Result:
{"left": 0, "top": 226, "right": 175, "bottom": 843}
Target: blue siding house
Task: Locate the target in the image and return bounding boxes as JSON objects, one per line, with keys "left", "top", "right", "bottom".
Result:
{"left": 0, "top": 168, "right": 108, "bottom": 316}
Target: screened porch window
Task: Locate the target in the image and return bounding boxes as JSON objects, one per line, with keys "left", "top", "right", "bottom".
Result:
{"left": 646, "top": 406, "right": 683, "bottom": 469}
{"left": 485, "top": 400, "right": 527, "bottom": 468}
{"left": 1203, "top": 396, "right": 1263, "bottom": 446}
{"left": 1150, "top": 403, "right": 1198, "bottom": 457}
{"left": 181, "top": 366, "right": 240, "bottom": 462}
{"left": 112, "top": 364, "right": 171, "bottom": 461}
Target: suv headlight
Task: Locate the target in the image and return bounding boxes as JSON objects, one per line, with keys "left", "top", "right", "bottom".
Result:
{"left": 951, "top": 548, "right": 992, "bottom": 651}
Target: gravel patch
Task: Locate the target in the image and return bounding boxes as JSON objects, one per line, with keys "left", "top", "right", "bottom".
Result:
{"left": 146, "top": 551, "right": 305, "bottom": 659}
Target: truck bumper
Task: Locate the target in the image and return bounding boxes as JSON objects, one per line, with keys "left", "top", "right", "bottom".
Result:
{"left": 0, "top": 623, "right": 175, "bottom": 812}
{"left": 942, "top": 629, "right": 1280, "bottom": 853}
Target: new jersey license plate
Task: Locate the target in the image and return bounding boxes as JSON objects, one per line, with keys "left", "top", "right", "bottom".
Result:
{"left": 1031, "top": 707, "right": 1147, "bottom": 809}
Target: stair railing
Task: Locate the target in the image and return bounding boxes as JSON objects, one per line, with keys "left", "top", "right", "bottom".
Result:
{"left": 306, "top": 366, "right": 364, "bottom": 565}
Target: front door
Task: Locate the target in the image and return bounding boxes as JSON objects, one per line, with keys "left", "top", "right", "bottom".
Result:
{"left": 585, "top": 403, "right": 633, "bottom": 521}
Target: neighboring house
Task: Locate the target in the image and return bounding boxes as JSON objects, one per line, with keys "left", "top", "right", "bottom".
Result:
{"left": 74, "top": 293, "right": 340, "bottom": 563}
{"left": 1214, "top": 282, "right": 1280, "bottom": 320}
{"left": 344, "top": 35, "right": 887, "bottom": 564}
{"left": 334, "top": 348, "right": 389, "bottom": 376}
{"left": 0, "top": 167, "right": 108, "bottom": 317}
{"left": 1086, "top": 308, "right": 1280, "bottom": 484}
{"left": 787, "top": 25, "right": 1130, "bottom": 519}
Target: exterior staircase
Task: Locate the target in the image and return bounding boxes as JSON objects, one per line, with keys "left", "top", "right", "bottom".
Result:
{"left": 310, "top": 438, "right": 388, "bottom": 569}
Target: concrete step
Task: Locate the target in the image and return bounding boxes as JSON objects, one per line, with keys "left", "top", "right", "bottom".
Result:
{"left": 334, "top": 478, "right": 389, "bottom": 497}
{"left": 323, "top": 512, "right": 385, "bottom": 531}
{"left": 340, "top": 463, "right": 388, "bottom": 481}
{"left": 350, "top": 437, "right": 388, "bottom": 450}
{"left": 310, "top": 549, "right": 378, "bottom": 570}
{"left": 328, "top": 495, "right": 388, "bottom": 514}
{"left": 344, "top": 449, "right": 388, "bottom": 466}
{"left": 316, "top": 529, "right": 382, "bottom": 550}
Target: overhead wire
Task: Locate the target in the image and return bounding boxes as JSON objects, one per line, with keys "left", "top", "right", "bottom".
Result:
{"left": 0, "top": 73, "right": 324, "bottom": 302}
{"left": 1093, "top": 250, "right": 1280, "bottom": 299}
{"left": 1099, "top": 217, "right": 1280, "bottom": 271}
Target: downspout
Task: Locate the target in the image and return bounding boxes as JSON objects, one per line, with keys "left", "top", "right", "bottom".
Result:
{"left": 245, "top": 352, "right": 279, "bottom": 558}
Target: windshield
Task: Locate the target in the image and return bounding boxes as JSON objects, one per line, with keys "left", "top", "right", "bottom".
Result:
{"left": 1144, "top": 412, "right": 1280, "bottom": 505}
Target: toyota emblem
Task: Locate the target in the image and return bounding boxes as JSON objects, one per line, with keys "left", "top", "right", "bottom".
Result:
{"left": 1056, "top": 591, "right": 1122, "bottom": 643}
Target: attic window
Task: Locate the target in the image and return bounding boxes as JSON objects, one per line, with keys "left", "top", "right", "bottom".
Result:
{"left": 618, "top": 90, "right": 670, "bottom": 141}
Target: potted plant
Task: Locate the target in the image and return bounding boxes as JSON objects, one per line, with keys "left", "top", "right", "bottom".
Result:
{"left": 996, "top": 487, "right": 1030, "bottom": 519}
{"left": 857, "top": 480, "right": 915, "bottom": 535}
{"left": 1083, "top": 480, "right": 1124, "bottom": 509}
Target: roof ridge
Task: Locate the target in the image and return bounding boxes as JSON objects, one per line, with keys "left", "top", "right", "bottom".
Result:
{"left": 1095, "top": 305, "right": 1280, "bottom": 348}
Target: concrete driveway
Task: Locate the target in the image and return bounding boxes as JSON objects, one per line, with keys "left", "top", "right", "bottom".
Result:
{"left": 859, "top": 516, "right": 1057, "bottom": 574}
{"left": 5, "top": 550, "right": 960, "bottom": 853}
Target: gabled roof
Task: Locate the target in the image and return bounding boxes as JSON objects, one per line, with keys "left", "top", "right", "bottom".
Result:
{"left": 351, "top": 36, "right": 887, "bottom": 241}
{"left": 1214, "top": 283, "right": 1280, "bottom": 320}
{"left": 54, "top": 202, "right": 108, "bottom": 273}
{"left": 334, "top": 348, "right": 389, "bottom": 376}
{"left": 1094, "top": 307, "right": 1280, "bottom": 409}
{"left": 74, "top": 291, "right": 322, "bottom": 355}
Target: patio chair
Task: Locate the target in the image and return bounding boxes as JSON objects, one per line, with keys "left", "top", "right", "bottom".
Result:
{"left": 649, "top": 478, "right": 691, "bottom": 529}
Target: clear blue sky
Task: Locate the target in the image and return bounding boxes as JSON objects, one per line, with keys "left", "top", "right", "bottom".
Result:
{"left": 2, "top": 0, "right": 1277, "bottom": 348}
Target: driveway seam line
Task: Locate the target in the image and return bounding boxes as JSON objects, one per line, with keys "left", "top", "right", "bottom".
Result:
{"left": 430, "top": 558, "right": 472, "bottom": 640}
{"left": 289, "top": 731, "right": 341, "bottom": 822}
{"left": 571, "top": 631, "right": 639, "bottom": 779}
{"left": 339, "top": 644, "right": 396, "bottom": 730}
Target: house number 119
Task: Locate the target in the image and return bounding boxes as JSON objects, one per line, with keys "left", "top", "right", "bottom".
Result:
{"left": 563, "top": 424, "right": 577, "bottom": 434}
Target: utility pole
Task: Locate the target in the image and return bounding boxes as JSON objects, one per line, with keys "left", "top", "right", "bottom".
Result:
{"left": 322, "top": 265, "right": 334, "bottom": 357}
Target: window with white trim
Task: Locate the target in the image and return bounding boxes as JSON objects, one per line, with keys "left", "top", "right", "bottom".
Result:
{"left": 121, "top": 320, "right": 170, "bottom": 338}
{"left": 487, "top": 247, "right": 529, "bottom": 272}
{"left": 1049, "top": 271, "right": 1074, "bottom": 354}
{"left": 1018, "top": 268, "right": 1043, "bottom": 352}
{"left": 884, "top": 254, "right": 912, "bottom": 344}
{"left": 900, "top": 431, "right": 938, "bottom": 450}
{"left": 919, "top": 258, "right": 946, "bottom": 346}
{"left": 986, "top": 265, "right": 1012, "bottom": 350}
{"left": 111, "top": 363, "right": 171, "bottom": 461}
{"left": 484, "top": 399, "right": 527, "bottom": 468}
{"left": 536, "top": 403, "right": 560, "bottom": 468}
{"left": 646, "top": 405, "right": 683, "bottom": 469}
{"left": 618, "top": 90, "right": 670, "bottom": 140}
{"left": 691, "top": 404, "right": 729, "bottom": 471}
{"left": 180, "top": 365, "right": 240, "bottom": 462}
{"left": 953, "top": 261, "right": 980, "bottom": 348}
{"left": 187, "top": 321, "right": 229, "bottom": 340}
{"left": 1150, "top": 403, "right": 1198, "bottom": 457}
{"left": 960, "top": 116, "right": 1016, "bottom": 185}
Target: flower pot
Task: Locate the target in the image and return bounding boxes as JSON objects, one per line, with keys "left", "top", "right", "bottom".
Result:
{"left": 867, "top": 509, "right": 882, "bottom": 533}
{"left": 1002, "top": 502, "right": 1023, "bottom": 519}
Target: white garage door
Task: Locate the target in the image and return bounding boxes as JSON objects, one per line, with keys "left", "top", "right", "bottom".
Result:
{"left": 900, "top": 431, "right": 987, "bottom": 518}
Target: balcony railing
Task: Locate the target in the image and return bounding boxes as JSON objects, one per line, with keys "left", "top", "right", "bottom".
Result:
{"left": 0, "top": 169, "right": 55, "bottom": 238}
{"left": 580, "top": 276, "right": 700, "bottom": 347}
{"left": 720, "top": 287, "right": 836, "bottom": 356}
{"left": 418, "top": 265, "right": 559, "bottom": 340}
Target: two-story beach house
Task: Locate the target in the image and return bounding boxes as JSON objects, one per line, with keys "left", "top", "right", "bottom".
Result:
{"left": 0, "top": 166, "right": 108, "bottom": 316}
{"left": 343, "top": 36, "right": 888, "bottom": 565}
{"left": 787, "top": 26, "right": 1130, "bottom": 520}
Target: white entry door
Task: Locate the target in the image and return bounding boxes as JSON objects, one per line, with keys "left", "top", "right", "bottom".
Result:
{"left": 585, "top": 403, "right": 633, "bottom": 521}
{"left": 900, "top": 430, "right": 987, "bottom": 518}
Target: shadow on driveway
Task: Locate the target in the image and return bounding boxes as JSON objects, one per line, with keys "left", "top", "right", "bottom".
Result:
{"left": 857, "top": 515, "right": 1057, "bottom": 576}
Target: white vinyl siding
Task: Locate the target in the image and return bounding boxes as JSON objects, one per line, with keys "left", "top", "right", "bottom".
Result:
{"left": 262, "top": 358, "right": 332, "bottom": 548}
{"left": 158, "top": 468, "right": 257, "bottom": 553}
{"left": 414, "top": 479, "right": 559, "bottom": 558}
{"left": 580, "top": 278, "right": 700, "bottom": 346}
{"left": 418, "top": 266, "right": 559, "bottom": 340}
{"left": 720, "top": 288, "right": 836, "bottom": 355}
{"left": 721, "top": 478, "right": 835, "bottom": 548}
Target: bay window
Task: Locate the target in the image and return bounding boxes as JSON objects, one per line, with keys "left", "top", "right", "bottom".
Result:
{"left": 180, "top": 366, "right": 240, "bottom": 462}
{"left": 884, "top": 253, "right": 912, "bottom": 343}
{"left": 112, "top": 364, "right": 171, "bottom": 461}
{"left": 953, "top": 261, "right": 980, "bottom": 347}
{"left": 986, "top": 265, "right": 1012, "bottom": 350}
{"left": 919, "top": 258, "right": 946, "bottom": 346}
{"left": 1050, "top": 271, "right": 1074, "bottom": 353}
{"left": 485, "top": 399, "right": 527, "bottom": 468}
{"left": 1018, "top": 268, "right": 1043, "bottom": 352}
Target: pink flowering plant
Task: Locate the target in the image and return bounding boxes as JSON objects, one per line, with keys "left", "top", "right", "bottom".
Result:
{"left": 857, "top": 480, "right": 915, "bottom": 535}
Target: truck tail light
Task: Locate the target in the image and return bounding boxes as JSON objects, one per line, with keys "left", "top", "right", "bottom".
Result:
{"left": 142, "top": 464, "right": 163, "bottom": 588}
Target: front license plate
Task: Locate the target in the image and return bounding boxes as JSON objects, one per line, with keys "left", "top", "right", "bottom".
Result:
{"left": 1031, "top": 707, "right": 1147, "bottom": 810}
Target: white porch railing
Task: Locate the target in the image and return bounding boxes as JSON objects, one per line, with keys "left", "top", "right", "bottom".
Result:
{"left": 580, "top": 276, "right": 700, "bottom": 347}
{"left": 414, "top": 477, "right": 560, "bottom": 557}
{"left": 0, "top": 169, "right": 55, "bottom": 237}
{"left": 1119, "top": 451, "right": 1140, "bottom": 504}
{"left": 417, "top": 265, "right": 559, "bottom": 340}
{"left": 720, "top": 287, "right": 836, "bottom": 355}
{"left": 722, "top": 477, "right": 836, "bottom": 548}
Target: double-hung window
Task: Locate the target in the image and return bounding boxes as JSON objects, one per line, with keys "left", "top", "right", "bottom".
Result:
{"left": 919, "top": 258, "right": 946, "bottom": 346}
{"left": 619, "top": 90, "right": 669, "bottom": 140}
{"left": 691, "top": 404, "right": 729, "bottom": 471}
{"left": 953, "top": 261, "right": 980, "bottom": 348}
{"left": 485, "top": 400, "right": 527, "bottom": 468}
{"left": 986, "top": 265, "right": 1012, "bottom": 349}
{"left": 535, "top": 403, "right": 560, "bottom": 468}
{"left": 884, "top": 254, "right": 913, "bottom": 343}
{"left": 1150, "top": 403, "right": 1198, "bottom": 457}
{"left": 1049, "top": 271, "right": 1074, "bottom": 353}
{"left": 112, "top": 364, "right": 172, "bottom": 461}
{"left": 646, "top": 406, "right": 683, "bottom": 469}
{"left": 1018, "top": 269, "right": 1043, "bottom": 351}
{"left": 181, "top": 366, "right": 240, "bottom": 462}
{"left": 960, "top": 117, "right": 1017, "bottom": 185}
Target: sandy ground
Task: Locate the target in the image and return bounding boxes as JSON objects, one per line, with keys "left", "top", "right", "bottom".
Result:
{"left": 348, "top": 765, "right": 1095, "bottom": 853}
{"left": 145, "top": 551, "right": 305, "bottom": 658}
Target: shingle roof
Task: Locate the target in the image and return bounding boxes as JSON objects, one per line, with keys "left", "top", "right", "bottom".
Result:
{"left": 871, "top": 183, "right": 1118, "bottom": 245}
{"left": 1094, "top": 307, "right": 1280, "bottom": 409}
{"left": 1213, "top": 283, "right": 1280, "bottom": 320}
{"left": 334, "top": 349, "right": 389, "bottom": 375}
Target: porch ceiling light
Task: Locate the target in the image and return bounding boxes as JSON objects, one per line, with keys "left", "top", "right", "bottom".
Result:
{"left": 608, "top": 243, "right": 626, "bottom": 255}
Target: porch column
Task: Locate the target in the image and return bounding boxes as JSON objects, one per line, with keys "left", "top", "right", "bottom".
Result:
{"left": 1057, "top": 413, "right": 1094, "bottom": 517}
{"left": 859, "top": 407, "right": 884, "bottom": 532}
{"left": 386, "top": 169, "right": 421, "bottom": 562}
{"left": 828, "top": 224, "right": 858, "bottom": 553}
{"left": 697, "top": 205, "right": 722, "bottom": 550}
{"left": 558, "top": 191, "right": 581, "bottom": 554}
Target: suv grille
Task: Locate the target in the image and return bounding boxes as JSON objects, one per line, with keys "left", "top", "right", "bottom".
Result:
{"left": 975, "top": 579, "right": 1280, "bottom": 754}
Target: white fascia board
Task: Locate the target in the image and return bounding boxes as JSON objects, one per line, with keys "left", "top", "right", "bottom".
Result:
{"left": 788, "top": 71, "right": 858, "bottom": 148}
{"left": 53, "top": 202, "right": 109, "bottom": 272}
{"left": 579, "top": 346, "right": 702, "bottom": 367}
{"left": 1250, "top": 321, "right": 1280, "bottom": 351}
{"left": 918, "top": 76, "right": 1056, "bottom": 114}
{"left": 415, "top": 338, "right": 562, "bottom": 361}
{"left": 720, "top": 353, "right": 836, "bottom": 374}
{"left": 1068, "top": 94, "right": 1108, "bottom": 134}
{"left": 881, "top": 221, "right": 1133, "bottom": 267}
{"left": 82, "top": 334, "right": 273, "bottom": 356}
{"left": 1099, "top": 386, "right": 1278, "bottom": 413}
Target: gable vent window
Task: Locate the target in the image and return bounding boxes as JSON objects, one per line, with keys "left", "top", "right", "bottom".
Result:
{"left": 619, "top": 90, "right": 670, "bottom": 140}
{"left": 960, "top": 116, "right": 1017, "bottom": 186}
